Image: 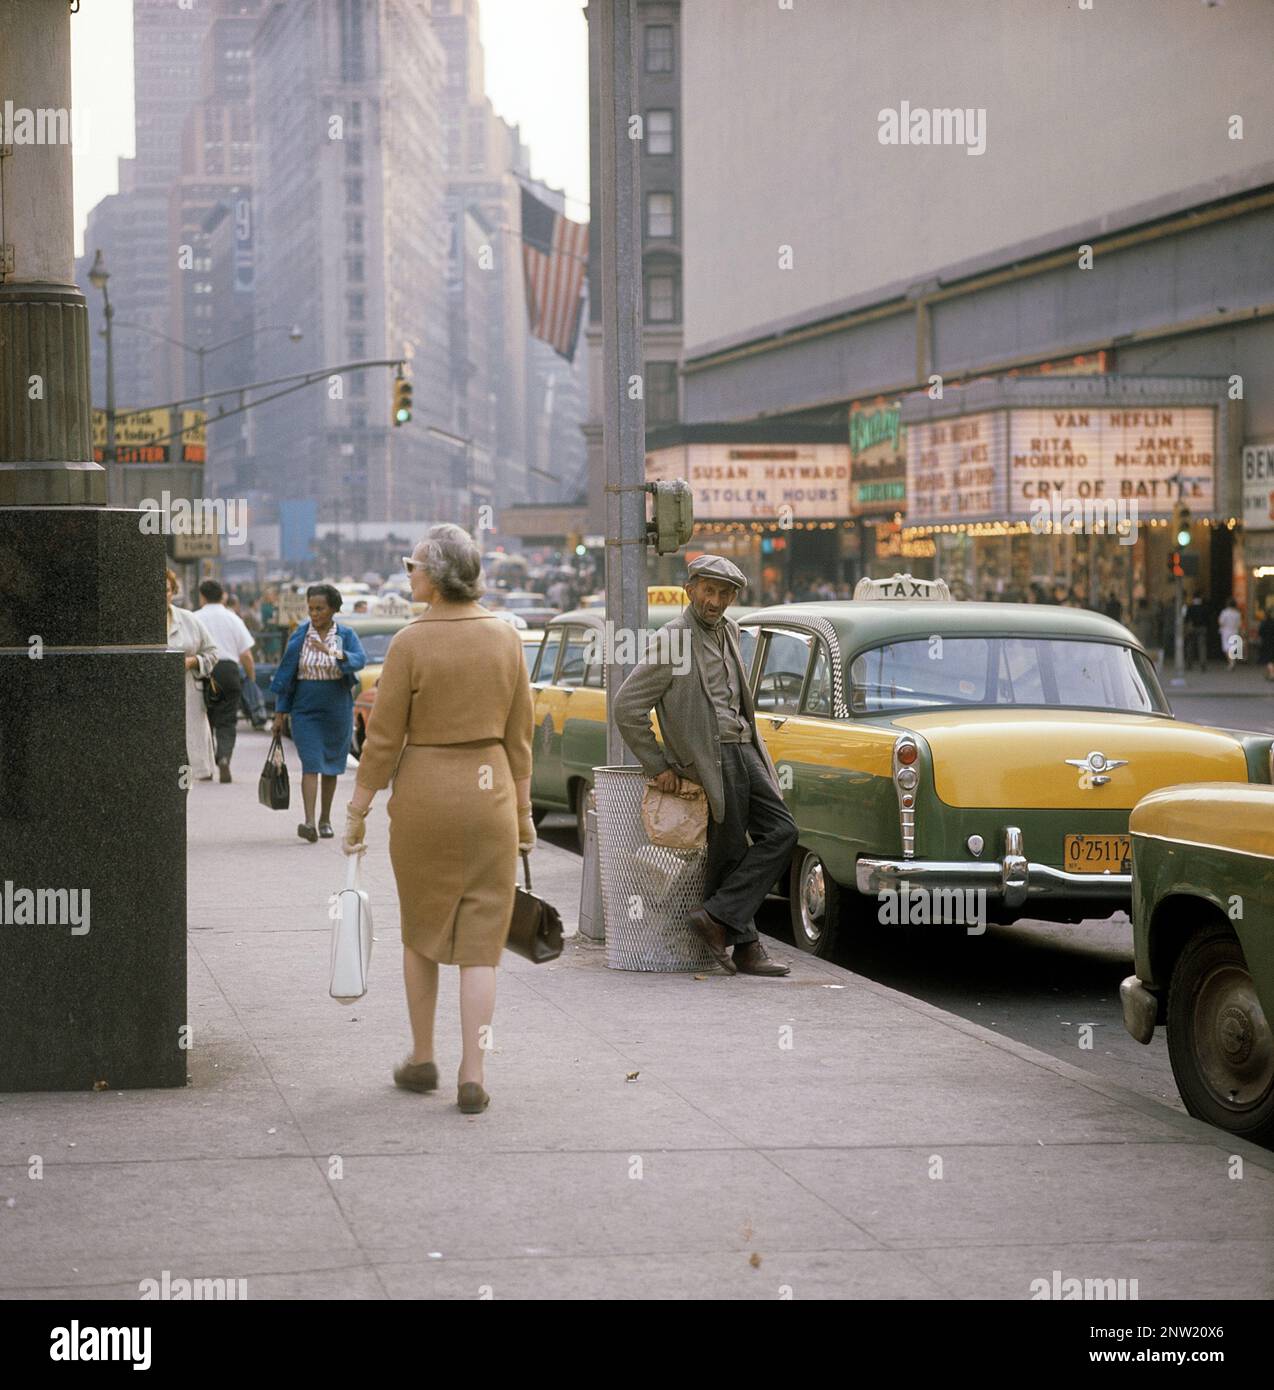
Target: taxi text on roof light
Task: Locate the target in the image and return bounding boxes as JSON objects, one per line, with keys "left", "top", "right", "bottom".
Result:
{"left": 647, "top": 584, "right": 688, "bottom": 606}
{"left": 854, "top": 573, "right": 953, "bottom": 601}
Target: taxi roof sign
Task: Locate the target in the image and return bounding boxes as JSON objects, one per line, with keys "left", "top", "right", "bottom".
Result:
{"left": 854, "top": 573, "right": 952, "bottom": 601}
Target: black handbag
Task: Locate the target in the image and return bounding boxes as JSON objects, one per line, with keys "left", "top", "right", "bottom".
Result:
{"left": 505, "top": 852, "right": 564, "bottom": 964}
{"left": 257, "top": 733, "right": 291, "bottom": 811}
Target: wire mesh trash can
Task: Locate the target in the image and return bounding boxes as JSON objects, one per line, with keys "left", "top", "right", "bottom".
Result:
{"left": 592, "top": 766, "right": 718, "bottom": 972}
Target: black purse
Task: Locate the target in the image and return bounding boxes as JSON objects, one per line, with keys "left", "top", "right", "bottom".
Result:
{"left": 505, "top": 852, "right": 564, "bottom": 963}
{"left": 257, "top": 733, "right": 291, "bottom": 811}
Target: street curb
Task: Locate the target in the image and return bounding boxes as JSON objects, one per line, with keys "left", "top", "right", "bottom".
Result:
{"left": 777, "top": 946, "right": 1274, "bottom": 1172}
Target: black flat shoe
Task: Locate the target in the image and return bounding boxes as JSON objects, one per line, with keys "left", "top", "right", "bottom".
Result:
{"left": 318, "top": 822, "right": 334, "bottom": 838}
{"left": 297, "top": 822, "right": 318, "bottom": 843}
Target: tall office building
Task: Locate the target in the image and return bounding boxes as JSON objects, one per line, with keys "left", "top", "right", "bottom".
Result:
{"left": 79, "top": 1, "right": 219, "bottom": 411}
{"left": 430, "top": 0, "right": 531, "bottom": 515}
{"left": 582, "top": 0, "right": 683, "bottom": 534}
{"left": 252, "top": 0, "right": 451, "bottom": 534}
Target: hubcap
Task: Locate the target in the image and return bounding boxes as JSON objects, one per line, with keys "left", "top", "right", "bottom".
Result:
{"left": 799, "top": 856, "right": 825, "bottom": 943}
{"left": 1193, "top": 963, "right": 1274, "bottom": 1109}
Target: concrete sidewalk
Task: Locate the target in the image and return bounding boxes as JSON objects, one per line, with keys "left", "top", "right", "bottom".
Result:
{"left": 2, "top": 729, "right": 1272, "bottom": 1300}
{"left": 1162, "top": 662, "right": 1274, "bottom": 698}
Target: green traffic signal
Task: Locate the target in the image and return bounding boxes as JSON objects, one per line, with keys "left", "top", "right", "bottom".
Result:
{"left": 392, "top": 376, "right": 413, "bottom": 426}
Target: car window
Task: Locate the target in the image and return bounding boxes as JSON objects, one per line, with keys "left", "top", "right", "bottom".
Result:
{"left": 736, "top": 625, "right": 758, "bottom": 680}
{"left": 533, "top": 629, "right": 562, "bottom": 682}
{"left": 558, "top": 627, "right": 590, "bottom": 687}
{"left": 756, "top": 630, "right": 812, "bottom": 713}
{"left": 851, "top": 637, "right": 1165, "bottom": 714}
{"left": 358, "top": 632, "right": 395, "bottom": 664}
{"left": 803, "top": 644, "right": 833, "bottom": 716}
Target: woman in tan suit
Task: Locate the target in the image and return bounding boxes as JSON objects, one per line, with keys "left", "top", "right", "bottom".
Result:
{"left": 342, "top": 524, "right": 534, "bottom": 1114}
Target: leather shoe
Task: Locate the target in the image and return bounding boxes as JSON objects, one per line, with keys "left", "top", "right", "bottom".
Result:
{"left": 393, "top": 1058, "right": 438, "bottom": 1093}
{"left": 733, "top": 940, "right": 790, "bottom": 977}
{"left": 458, "top": 1081, "right": 490, "bottom": 1113}
{"left": 688, "top": 907, "right": 737, "bottom": 974}
{"left": 218, "top": 758, "right": 232, "bottom": 783}
{"left": 318, "top": 821, "right": 334, "bottom": 838}
{"left": 297, "top": 822, "right": 318, "bottom": 843}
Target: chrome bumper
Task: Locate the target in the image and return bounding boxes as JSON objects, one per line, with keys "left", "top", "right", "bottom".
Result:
{"left": 854, "top": 826, "right": 1131, "bottom": 909}
{"left": 1119, "top": 975, "right": 1159, "bottom": 1045}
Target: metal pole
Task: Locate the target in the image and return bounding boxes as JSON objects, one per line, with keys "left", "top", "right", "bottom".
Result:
{"left": 1172, "top": 474, "right": 1186, "bottom": 686}
{"left": 103, "top": 287, "right": 117, "bottom": 503}
{"left": 598, "top": 0, "right": 646, "bottom": 765}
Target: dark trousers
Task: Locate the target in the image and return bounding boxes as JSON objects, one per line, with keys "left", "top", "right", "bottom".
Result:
{"left": 205, "top": 659, "right": 242, "bottom": 766}
{"left": 702, "top": 741, "right": 799, "bottom": 945}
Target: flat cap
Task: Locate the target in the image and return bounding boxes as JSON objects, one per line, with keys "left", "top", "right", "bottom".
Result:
{"left": 686, "top": 553, "right": 747, "bottom": 590}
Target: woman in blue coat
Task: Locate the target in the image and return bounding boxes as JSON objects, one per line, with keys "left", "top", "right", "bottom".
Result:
{"left": 270, "top": 584, "right": 367, "bottom": 841}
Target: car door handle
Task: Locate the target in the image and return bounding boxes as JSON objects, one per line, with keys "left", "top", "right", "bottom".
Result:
{"left": 769, "top": 716, "right": 788, "bottom": 729}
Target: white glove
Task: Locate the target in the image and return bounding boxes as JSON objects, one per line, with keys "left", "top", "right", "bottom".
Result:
{"left": 517, "top": 803, "right": 536, "bottom": 853}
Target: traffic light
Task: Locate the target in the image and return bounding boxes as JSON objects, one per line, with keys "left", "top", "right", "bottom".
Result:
{"left": 1168, "top": 550, "right": 1184, "bottom": 579}
{"left": 392, "top": 374, "right": 413, "bottom": 426}
{"left": 1172, "top": 500, "right": 1192, "bottom": 548}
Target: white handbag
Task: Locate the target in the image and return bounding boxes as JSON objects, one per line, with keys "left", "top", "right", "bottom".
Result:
{"left": 329, "top": 853, "right": 374, "bottom": 1003}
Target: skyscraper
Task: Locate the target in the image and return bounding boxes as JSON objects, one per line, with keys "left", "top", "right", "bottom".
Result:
{"left": 252, "top": 0, "right": 451, "bottom": 531}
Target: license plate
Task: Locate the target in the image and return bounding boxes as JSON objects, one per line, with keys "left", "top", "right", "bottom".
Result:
{"left": 1064, "top": 833, "right": 1130, "bottom": 875}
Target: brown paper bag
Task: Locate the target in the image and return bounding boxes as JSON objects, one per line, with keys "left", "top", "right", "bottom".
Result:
{"left": 641, "top": 780, "right": 709, "bottom": 850}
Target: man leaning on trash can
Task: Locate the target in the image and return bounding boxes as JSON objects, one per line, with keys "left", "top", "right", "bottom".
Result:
{"left": 612, "top": 554, "right": 797, "bottom": 977}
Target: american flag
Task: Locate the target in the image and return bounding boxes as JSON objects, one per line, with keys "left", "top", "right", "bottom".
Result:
{"left": 520, "top": 186, "right": 588, "bottom": 362}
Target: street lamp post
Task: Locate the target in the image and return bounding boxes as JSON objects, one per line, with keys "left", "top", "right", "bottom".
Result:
{"left": 87, "top": 250, "right": 117, "bottom": 502}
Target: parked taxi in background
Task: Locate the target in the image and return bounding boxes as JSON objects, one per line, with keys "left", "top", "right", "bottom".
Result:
{"left": 1121, "top": 784, "right": 1274, "bottom": 1147}
{"left": 736, "top": 575, "right": 1272, "bottom": 955}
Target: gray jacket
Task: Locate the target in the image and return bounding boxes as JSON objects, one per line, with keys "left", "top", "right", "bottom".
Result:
{"left": 612, "top": 608, "right": 781, "bottom": 823}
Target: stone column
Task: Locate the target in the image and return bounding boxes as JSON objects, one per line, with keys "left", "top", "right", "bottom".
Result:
{"left": 0, "top": 0, "right": 187, "bottom": 1090}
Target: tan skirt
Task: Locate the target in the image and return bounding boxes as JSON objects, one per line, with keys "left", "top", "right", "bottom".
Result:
{"left": 387, "top": 740, "right": 518, "bottom": 965}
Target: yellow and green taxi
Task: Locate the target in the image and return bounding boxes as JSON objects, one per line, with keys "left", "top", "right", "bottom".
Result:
{"left": 529, "top": 575, "right": 1273, "bottom": 950}
{"left": 1121, "top": 784, "right": 1274, "bottom": 1147}
{"left": 738, "top": 582, "right": 1271, "bottom": 955}
{"left": 528, "top": 604, "right": 689, "bottom": 848}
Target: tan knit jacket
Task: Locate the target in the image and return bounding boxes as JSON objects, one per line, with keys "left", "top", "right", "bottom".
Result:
{"left": 355, "top": 603, "right": 534, "bottom": 791}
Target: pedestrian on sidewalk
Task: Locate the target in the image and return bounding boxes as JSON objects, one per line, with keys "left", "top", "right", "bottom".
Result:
{"left": 197, "top": 579, "right": 258, "bottom": 782}
{"left": 228, "top": 594, "right": 268, "bottom": 729}
{"left": 165, "top": 568, "right": 217, "bottom": 782}
{"left": 342, "top": 524, "right": 534, "bottom": 1115}
{"left": 269, "top": 584, "right": 367, "bottom": 841}
{"left": 1218, "top": 596, "right": 1243, "bottom": 670}
{"left": 1258, "top": 607, "right": 1274, "bottom": 681}
{"left": 613, "top": 554, "right": 797, "bottom": 978}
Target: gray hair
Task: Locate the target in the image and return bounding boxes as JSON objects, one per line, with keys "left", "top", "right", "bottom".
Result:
{"left": 413, "top": 523, "right": 484, "bottom": 602}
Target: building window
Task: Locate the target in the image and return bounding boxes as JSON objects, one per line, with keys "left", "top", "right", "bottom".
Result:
{"left": 347, "top": 292, "right": 365, "bottom": 320}
{"left": 348, "top": 333, "right": 365, "bottom": 358}
{"left": 645, "top": 272, "right": 678, "bottom": 324}
{"left": 644, "top": 24, "right": 673, "bottom": 72}
{"left": 340, "top": 0, "right": 365, "bottom": 82}
{"left": 351, "top": 370, "right": 366, "bottom": 398}
{"left": 347, "top": 215, "right": 364, "bottom": 244}
{"left": 345, "top": 176, "right": 363, "bottom": 206}
{"left": 646, "top": 110, "right": 674, "bottom": 156}
{"left": 646, "top": 191, "right": 674, "bottom": 239}
{"left": 349, "top": 100, "right": 362, "bottom": 129}
{"left": 347, "top": 255, "right": 364, "bottom": 282}
{"left": 645, "top": 362, "right": 678, "bottom": 424}
{"left": 346, "top": 138, "right": 362, "bottom": 166}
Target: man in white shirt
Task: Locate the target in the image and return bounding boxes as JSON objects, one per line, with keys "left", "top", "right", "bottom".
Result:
{"left": 197, "top": 580, "right": 257, "bottom": 781}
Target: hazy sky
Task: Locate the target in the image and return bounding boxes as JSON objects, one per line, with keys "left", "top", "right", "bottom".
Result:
{"left": 70, "top": 0, "right": 590, "bottom": 255}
